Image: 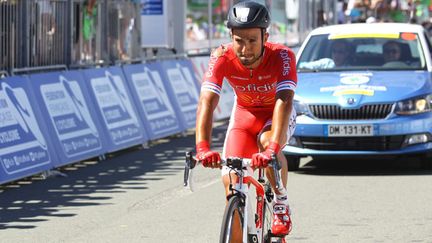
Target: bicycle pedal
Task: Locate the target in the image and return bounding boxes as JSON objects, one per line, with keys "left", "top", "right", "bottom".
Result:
{"left": 269, "top": 232, "right": 288, "bottom": 238}
{"left": 269, "top": 236, "right": 286, "bottom": 243}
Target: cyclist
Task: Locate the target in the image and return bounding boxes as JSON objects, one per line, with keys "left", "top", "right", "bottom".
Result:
{"left": 195, "top": 0, "right": 297, "bottom": 241}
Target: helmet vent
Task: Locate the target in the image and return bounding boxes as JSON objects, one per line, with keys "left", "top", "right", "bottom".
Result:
{"left": 236, "top": 7, "right": 250, "bottom": 23}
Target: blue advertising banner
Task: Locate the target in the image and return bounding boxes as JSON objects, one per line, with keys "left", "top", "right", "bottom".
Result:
{"left": 81, "top": 67, "right": 147, "bottom": 152}
{"left": 122, "top": 63, "right": 184, "bottom": 140}
{"left": 28, "top": 71, "right": 107, "bottom": 167}
{"left": 0, "top": 76, "right": 55, "bottom": 184}
{"left": 158, "top": 59, "right": 200, "bottom": 129}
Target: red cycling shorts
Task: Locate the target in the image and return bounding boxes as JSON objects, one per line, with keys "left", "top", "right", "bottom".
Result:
{"left": 222, "top": 103, "right": 296, "bottom": 159}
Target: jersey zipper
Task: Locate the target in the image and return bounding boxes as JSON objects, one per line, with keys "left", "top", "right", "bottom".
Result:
{"left": 249, "top": 69, "right": 253, "bottom": 78}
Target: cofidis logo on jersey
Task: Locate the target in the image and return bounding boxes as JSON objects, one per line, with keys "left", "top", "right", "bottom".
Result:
{"left": 234, "top": 83, "right": 276, "bottom": 92}
{"left": 279, "top": 49, "right": 291, "bottom": 76}
{"left": 206, "top": 45, "right": 227, "bottom": 78}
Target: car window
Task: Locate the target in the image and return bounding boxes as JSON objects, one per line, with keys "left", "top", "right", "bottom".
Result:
{"left": 297, "top": 33, "right": 427, "bottom": 72}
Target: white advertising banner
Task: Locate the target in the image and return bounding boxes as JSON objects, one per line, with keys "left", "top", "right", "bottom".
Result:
{"left": 140, "top": 0, "right": 173, "bottom": 48}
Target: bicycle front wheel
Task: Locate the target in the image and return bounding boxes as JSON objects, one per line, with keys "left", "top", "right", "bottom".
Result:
{"left": 262, "top": 183, "right": 274, "bottom": 243}
{"left": 219, "top": 195, "right": 245, "bottom": 243}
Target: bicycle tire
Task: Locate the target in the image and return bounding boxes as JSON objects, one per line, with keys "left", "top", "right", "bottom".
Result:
{"left": 219, "top": 195, "right": 245, "bottom": 243}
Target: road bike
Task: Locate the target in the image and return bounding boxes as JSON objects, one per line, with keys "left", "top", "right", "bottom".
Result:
{"left": 184, "top": 152, "right": 287, "bottom": 243}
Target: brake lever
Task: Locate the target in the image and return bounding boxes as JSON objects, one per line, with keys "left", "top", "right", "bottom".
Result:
{"left": 270, "top": 154, "right": 282, "bottom": 190}
{"left": 184, "top": 151, "right": 197, "bottom": 188}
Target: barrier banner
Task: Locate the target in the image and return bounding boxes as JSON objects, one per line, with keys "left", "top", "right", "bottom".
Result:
{"left": 28, "top": 71, "right": 106, "bottom": 167}
{"left": 0, "top": 76, "right": 55, "bottom": 184}
{"left": 189, "top": 56, "right": 235, "bottom": 120}
{"left": 122, "top": 63, "right": 184, "bottom": 140}
{"left": 158, "top": 59, "right": 200, "bottom": 129}
{"left": 82, "top": 67, "right": 147, "bottom": 152}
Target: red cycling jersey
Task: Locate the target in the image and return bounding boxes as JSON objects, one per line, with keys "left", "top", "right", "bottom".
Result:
{"left": 201, "top": 41, "right": 297, "bottom": 162}
{"left": 202, "top": 42, "right": 297, "bottom": 108}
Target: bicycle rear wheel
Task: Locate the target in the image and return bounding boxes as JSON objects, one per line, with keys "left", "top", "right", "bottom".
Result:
{"left": 219, "top": 195, "right": 245, "bottom": 243}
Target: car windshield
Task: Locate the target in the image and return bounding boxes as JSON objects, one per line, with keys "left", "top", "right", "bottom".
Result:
{"left": 297, "top": 32, "right": 427, "bottom": 72}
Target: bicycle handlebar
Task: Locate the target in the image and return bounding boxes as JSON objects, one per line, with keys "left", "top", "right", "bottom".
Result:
{"left": 183, "top": 151, "right": 282, "bottom": 189}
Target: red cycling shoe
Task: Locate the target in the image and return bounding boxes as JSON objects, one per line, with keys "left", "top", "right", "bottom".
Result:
{"left": 271, "top": 203, "right": 292, "bottom": 236}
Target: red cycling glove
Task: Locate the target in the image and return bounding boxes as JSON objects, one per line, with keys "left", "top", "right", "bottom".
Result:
{"left": 196, "top": 141, "right": 221, "bottom": 167}
{"left": 251, "top": 141, "right": 281, "bottom": 168}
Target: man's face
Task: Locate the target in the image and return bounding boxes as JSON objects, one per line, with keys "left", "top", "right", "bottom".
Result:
{"left": 331, "top": 42, "right": 349, "bottom": 66}
{"left": 383, "top": 43, "right": 401, "bottom": 62}
{"left": 231, "top": 28, "right": 267, "bottom": 67}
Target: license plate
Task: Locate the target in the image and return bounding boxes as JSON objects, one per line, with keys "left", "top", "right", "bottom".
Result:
{"left": 327, "top": 124, "right": 374, "bottom": 137}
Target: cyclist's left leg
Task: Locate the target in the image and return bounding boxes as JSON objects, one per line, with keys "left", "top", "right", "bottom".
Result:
{"left": 259, "top": 130, "right": 291, "bottom": 238}
{"left": 257, "top": 127, "right": 288, "bottom": 193}
{"left": 257, "top": 118, "right": 294, "bottom": 236}
{"left": 258, "top": 108, "right": 296, "bottom": 192}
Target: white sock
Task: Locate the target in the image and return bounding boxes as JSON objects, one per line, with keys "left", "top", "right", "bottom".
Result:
{"left": 274, "top": 187, "right": 289, "bottom": 205}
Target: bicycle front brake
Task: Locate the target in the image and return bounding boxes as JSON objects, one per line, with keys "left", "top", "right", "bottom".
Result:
{"left": 183, "top": 151, "right": 197, "bottom": 188}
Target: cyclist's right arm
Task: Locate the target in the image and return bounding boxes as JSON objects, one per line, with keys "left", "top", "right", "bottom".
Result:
{"left": 195, "top": 46, "right": 227, "bottom": 167}
{"left": 195, "top": 89, "right": 222, "bottom": 168}
{"left": 196, "top": 90, "right": 219, "bottom": 145}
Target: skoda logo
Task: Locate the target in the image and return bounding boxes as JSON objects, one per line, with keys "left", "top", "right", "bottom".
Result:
{"left": 347, "top": 98, "right": 356, "bottom": 105}
{"left": 340, "top": 75, "right": 370, "bottom": 85}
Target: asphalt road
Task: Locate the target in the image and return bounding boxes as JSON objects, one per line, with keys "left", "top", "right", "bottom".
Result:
{"left": 1, "top": 121, "right": 432, "bottom": 243}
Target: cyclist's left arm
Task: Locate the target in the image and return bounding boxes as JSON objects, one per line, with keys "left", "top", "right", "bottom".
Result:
{"left": 271, "top": 90, "right": 294, "bottom": 146}
{"left": 269, "top": 48, "right": 297, "bottom": 147}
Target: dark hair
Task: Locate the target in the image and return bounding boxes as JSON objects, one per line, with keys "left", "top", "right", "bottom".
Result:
{"left": 331, "top": 40, "right": 352, "bottom": 53}
{"left": 383, "top": 40, "right": 401, "bottom": 49}
{"left": 227, "top": 1, "right": 270, "bottom": 29}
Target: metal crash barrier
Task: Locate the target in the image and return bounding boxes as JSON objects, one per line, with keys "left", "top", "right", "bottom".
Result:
{"left": 0, "top": 0, "right": 141, "bottom": 74}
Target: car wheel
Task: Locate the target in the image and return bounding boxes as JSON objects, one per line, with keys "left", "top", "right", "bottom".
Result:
{"left": 286, "top": 156, "right": 300, "bottom": 171}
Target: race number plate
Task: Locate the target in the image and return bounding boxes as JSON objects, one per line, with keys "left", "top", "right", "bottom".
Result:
{"left": 327, "top": 124, "right": 373, "bottom": 137}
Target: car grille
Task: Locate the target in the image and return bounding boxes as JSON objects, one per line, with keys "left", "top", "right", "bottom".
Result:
{"left": 309, "top": 104, "right": 393, "bottom": 120}
{"left": 299, "top": 136, "right": 405, "bottom": 151}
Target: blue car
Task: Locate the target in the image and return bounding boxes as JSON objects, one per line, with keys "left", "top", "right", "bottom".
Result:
{"left": 283, "top": 23, "right": 432, "bottom": 170}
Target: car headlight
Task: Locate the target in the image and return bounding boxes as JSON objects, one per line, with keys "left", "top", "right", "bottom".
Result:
{"left": 294, "top": 100, "right": 310, "bottom": 116}
{"left": 394, "top": 94, "right": 432, "bottom": 115}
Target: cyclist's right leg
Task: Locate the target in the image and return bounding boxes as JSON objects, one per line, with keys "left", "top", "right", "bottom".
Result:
{"left": 221, "top": 105, "right": 269, "bottom": 243}
{"left": 221, "top": 105, "right": 269, "bottom": 195}
{"left": 221, "top": 129, "right": 257, "bottom": 243}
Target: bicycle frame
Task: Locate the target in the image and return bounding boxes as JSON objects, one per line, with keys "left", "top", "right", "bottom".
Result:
{"left": 228, "top": 166, "right": 267, "bottom": 243}
{"left": 184, "top": 152, "right": 283, "bottom": 243}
